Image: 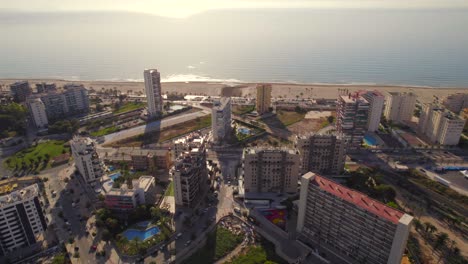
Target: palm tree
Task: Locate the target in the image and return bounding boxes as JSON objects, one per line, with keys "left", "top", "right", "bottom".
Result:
{"left": 424, "top": 222, "right": 437, "bottom": 237}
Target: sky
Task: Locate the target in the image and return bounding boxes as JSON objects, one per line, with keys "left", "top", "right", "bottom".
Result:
{"left": 1, "top": 0, "right": 468, "bottom": 18}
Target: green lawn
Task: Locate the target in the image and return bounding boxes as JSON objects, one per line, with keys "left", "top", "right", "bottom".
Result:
{"left": 165, "top": 181, "right": 174, "bottom": 196}
{"left": 276, "top": 111, "right": 306, "bottom": 126}
{"left": 233, "top": 105, "right": 255, "bottom": 115}
{"left": 90, "top": 126, "right": 118, "bottom": 137}
{"left": 184, "top": 227, "right": 243, "bottom": 263}
{"left": 227, "top": 239, "right": 286, "bottom": 264}
{"left": 113, "top": 102, "right": 145, "bottom": 114}
{"left": 4, "top": 140, "right": 68, "bottom": 171}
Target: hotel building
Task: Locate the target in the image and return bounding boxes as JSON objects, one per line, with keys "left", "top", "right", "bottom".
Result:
{"left": 295, "top": 133, "right": 346, "bottom": 175}
{"left": 359, "top": 90, "right": 385, "bottom": 132}
{"left": 144, "top": 69, "right": 163, "bottom": 118}
{"left": 297, "top": 172, "right": 413, "bottom": 264}
{"left": 172, "top": 132, "right": 207, "bottom": 207}
{"left": 336, "top": 94, "right": 370, "bottom": 150}
{"left": 256, "top": 84, "right": 272, "bottom": 115}
{"left": 241, "top": 148, "right": 300, "bottom": 194}
{"left": 104, "top": 176, "right": 156, "bottom": 213}
{"left": 212, "top": 97, "right": 232, "bottom": 145}
{"left": 70, "top": 137, "right": 105, "bottom": 185}
{"left": 0, "top": 184, "right": 47, "bottom": 256}
{"left": 384, "top": 92, "right": 417, "bottom": 124}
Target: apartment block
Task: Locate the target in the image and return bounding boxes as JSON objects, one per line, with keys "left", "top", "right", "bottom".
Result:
{"left": 104, "top": 176, "right": 156, "bottom": 212}
{"left": 241, "top": 148, "right": 300, "bottom": 194}
{"left": 297, "top": 172, "right": 413, "bottom": 264}
{"left": 212, "top": 97, "right": 232, "bottom": 144}
{"left": 35, "top": 83, "right": 56, "bottom": 93}
{"left": 70, "top": 137, "right": 105, "bottom": 185}
{"left": 419, "top": 104, "right": 465, "bottom": 145}
{"left": 172, "top": 132, "right": 207, "bottom": 207}
{"left": 27, "top": 98, "right": 48, "bottom": 129}
{"left": 0, "top": 184, "right": 47, "bottom": 256}
{"left": 256, "top": 84, "right": 272, "bottom": 115}
{"left": 144, "top": 69, "right": 163, "bottom": 118}
{"left": 10, "top": 81, "right": 32, "bottom": 103}
{"left": 38, "top": 84, "right": 89, "bottom": 121}
{"left": 384, "top": 92, "right": 417, "bottom": 124}
{"left": 443, "top": 93, "right": 468, "bottom": 113}
{"left": 336, "top": 94, "right": 370, "bottom": 149}
{"left": 359, "top": 90, "right": 385, "bottom": 132}
{"left": 131, "top": 149, "right": 172, "bottom": 171}
{"left": 295, "top": 133, "right": 346, "bottom": 175}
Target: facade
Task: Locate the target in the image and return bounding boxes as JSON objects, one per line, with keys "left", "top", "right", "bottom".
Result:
{"left": 384, "top": 92, "right": 417, "bottom": 124}
{"left": 35, "top": 83, "right": 56, "bottom": 93}
{"left": 336, "top": 94, "right": 370, "bottom": 150}
{"left": 256, "top": 84, "right": 272, "bottom": 114}
{"left": 295, "top": 133, "right": 346, "bottom": 175}
{"left": 104, "top": 176, "right": 156, "bottom": 212}
{"left": 359, "top": 90, "right": 385, "bottom": 132}
{"left": 212, "top": 97, "right": 232, "bottom": 144}
{"left": 443, "top": 93, "right": 468, "bottom": 113}
{"left": 131, "top": 150, "right": 172, "bottom": 171}
{"left": 172, "top": 132, "right": 207, "bottom": 207}
{"left": 0, "top": 184, "right": 47, "bottom": 256}
{"left": 70, "top": 137, "right": 105, "bottom": 184}
{"left": 27, "top": 98, "right": 49, "bottom": 129}
{"left": 241, "top": 148, "right": 300, "bottom": 193}
{"left": 297, "top": 172, "right": 413, "bottom": 264}
{"left": 10, "top": 81, "right": 32, "bottom": 103}
{"left": 419, "top": 104, "right": 465, "bottom": 145}
{"left": 144, "top": 69, "right": 163, "bottom": 118}
{"left": 38, "top": 84, "right": 89, "bottom": 121}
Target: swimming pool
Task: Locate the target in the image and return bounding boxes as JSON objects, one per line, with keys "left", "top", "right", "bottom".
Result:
{"left": 238, "top": 127, "right": 251, "bottom": 135}
{"left": 122, "top": 226, "right": 160, "bottom": 241}
{"left": 364, "top": 134, "right": 378, "bottom": 146}
{"left": 109, "top": 172, "right": 122, "bottom": 181}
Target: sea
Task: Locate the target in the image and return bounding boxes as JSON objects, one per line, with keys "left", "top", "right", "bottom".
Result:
{"left": 1, "top": 8, "right": 468, "bottom": 87}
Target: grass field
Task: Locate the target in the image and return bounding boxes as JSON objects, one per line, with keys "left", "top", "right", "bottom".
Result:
{"left": 232, "top": 105, "right": 255, "bottom": 115}
{"left": 184, "top": 227, "right": 243, "bottom": 263}
{"left": 276, "top": 111, "right": 306, "bottom": 126}
{"left": 113, "top": 102, "right": 145, "bottom": 114}
{"left": 165, "top": 181, "right": 174, "bottom": 196}
{"left": 4, "top": 140, "right": 68, "bottom": 171}
{"left": 227, "top": 239, "right": 286, "bottom": 264}
{"left": 90, "top": 126, "right": 118, "bottom": 137}
{"left": 106, "top": 115, "right": 211, "bottom": 147}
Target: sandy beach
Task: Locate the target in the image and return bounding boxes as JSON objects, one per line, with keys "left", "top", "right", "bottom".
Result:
{"left": 1, "top": 79, "right": 466, "bottom": 103}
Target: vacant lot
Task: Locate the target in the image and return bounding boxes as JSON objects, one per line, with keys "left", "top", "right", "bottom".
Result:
{"left": 113, "top": 102, "right": 145, "bottom": 114}
{"left": 261, "top": 110, "right": 305, "bottom": 129}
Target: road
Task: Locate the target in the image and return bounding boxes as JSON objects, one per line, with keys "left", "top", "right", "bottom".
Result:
{"left": 103, "top": 109, "right": 210, "bottom": 144}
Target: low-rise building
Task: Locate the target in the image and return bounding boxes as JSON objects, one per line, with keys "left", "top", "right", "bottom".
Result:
{"left": 104, "top": 176, "right": 156, "bottom": 212}
{"left": 297, "top": 172, "right": 413, "bottom": 264}
{"left": 70, "top": 137, "right": 105, "bottom": 185}
{"left": 241, "top": 148, "right": 300, "bottom": 194}
{"left": 295, "top": 133, "right": 346, "bottom": 175}
{"left": 0, "top": 184, "right": 47, "bottom": 256}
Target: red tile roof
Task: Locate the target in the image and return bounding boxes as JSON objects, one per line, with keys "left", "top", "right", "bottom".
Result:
{"left": 311, "top": 175, "right": 404, "bottom": 224}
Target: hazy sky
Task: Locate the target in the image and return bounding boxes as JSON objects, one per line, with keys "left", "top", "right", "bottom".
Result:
{"left": 2, "top": 0, "right": 468, "bottom": 17}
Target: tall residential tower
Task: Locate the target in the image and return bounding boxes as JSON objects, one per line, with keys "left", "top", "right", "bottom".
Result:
{"left": 144, "top": 69, "right": 163, "bottom": 118}
{"left": 212, "top": 97, "right": 232, "bottom": 145}
{"left": 256, "top": 84, "right": 272, "bottom": 115}
{"left": 336, "top": 93, "right": 370, "bottom": 150}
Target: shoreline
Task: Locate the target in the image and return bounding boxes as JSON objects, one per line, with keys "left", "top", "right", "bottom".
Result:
{"left": 1, "top": 78, "right": 467, "bottom": 103}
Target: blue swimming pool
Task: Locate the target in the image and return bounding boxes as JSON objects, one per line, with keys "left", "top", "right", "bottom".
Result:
{"left": 364, "top": 134, "right": 378, "bottom": 146}
{"left": 122, "top": 226, "right": 160, "bottom": 241}
{"left": 109, "top": 172, "right": 121, "bottom": 181}
{"left": 238, "top": 127, "right": 251, "bottom": 135}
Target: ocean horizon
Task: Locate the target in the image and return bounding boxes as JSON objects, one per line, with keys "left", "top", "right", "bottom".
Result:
{"left": 1, "top": 9, "right": 468, "bottom": 87}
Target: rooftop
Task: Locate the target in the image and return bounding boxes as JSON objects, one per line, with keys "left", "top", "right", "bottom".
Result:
{"left": 339, "top": 94, "right": 369, "bottom": 104}
{"left": 305, "top": 173, "right": 405, "bottom": 224}
{"left": 0, "top": 184, "right": 39, "bottom": 208}
{"left": 244, "top": 147, "right": 298, "bottom": 155}
{"left": 213, "top": 97, "right": 231, "bottom": 110}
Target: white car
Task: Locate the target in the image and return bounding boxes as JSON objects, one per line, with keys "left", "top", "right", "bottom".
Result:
{"left": 184, "top": 240, "right": 192, "bottom": 246}
{"left": 175, "top": 233, "right": 182, "bottom": 240}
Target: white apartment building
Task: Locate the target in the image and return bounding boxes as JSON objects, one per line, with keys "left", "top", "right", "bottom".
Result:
{"left": 256, "top": 84, "right": 272, "bottom": 114}
{"left": 241, "top": 148, "right": 300, "bottom": 194}
{"left": 104, "top": 176, "right": 156, "bottom": 212}
{"left": 70, "top": 137, "right": 105, "bottom": 184}
{"left": 443, "top": 93, "right": 468, "bottom": 113}
{"left": 27, "top": 98, "right": 48, "bottom": 129}
{"left": 336, "top": 94, "right": 370, "bottom": 150}
{"left": 419, "top": 105, "right": 465, "bottom": 145}
{"left": 295, "top": 133, "right": 346, "bottom": 175}
{"left": 172, "top": 132, "right": 207, "bottom": 207}
{"left": 212, "top": 97, "right": 232, "bottom": 144}
{"left": 0, "top": 184, "right": 47, "bottom": 257}
{"left": 384, "top": 92, "right": 417, "bottom": 124}
{"left": 38, "top": 84, "right": 89, "bottom": 121}
{"left": 359, "top": 90, "right": 385, "bottom": 132}
{"left": 144, "top": 69, "right": 163, "bottom": 118}
{"left": 297, "top": 172, "right": 413, "bottom": 264}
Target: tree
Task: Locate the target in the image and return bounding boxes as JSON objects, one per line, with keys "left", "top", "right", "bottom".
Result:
{"left": 327, "top": 115, "right": 335, "bottom": 124}
{"left": 434, "top": 232, "right": 449, "bottom": 250}
{"left": 424, "top": 222, "right": 437, "bottom": 236}
{"left": 102, "top": 228, "right": 112, "bottom": 241}
{"left": 105, "top": 218, "right": 119, "bottom": 230}
{"left": 96, "top": 104, "right": 104, "bottom": 112}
